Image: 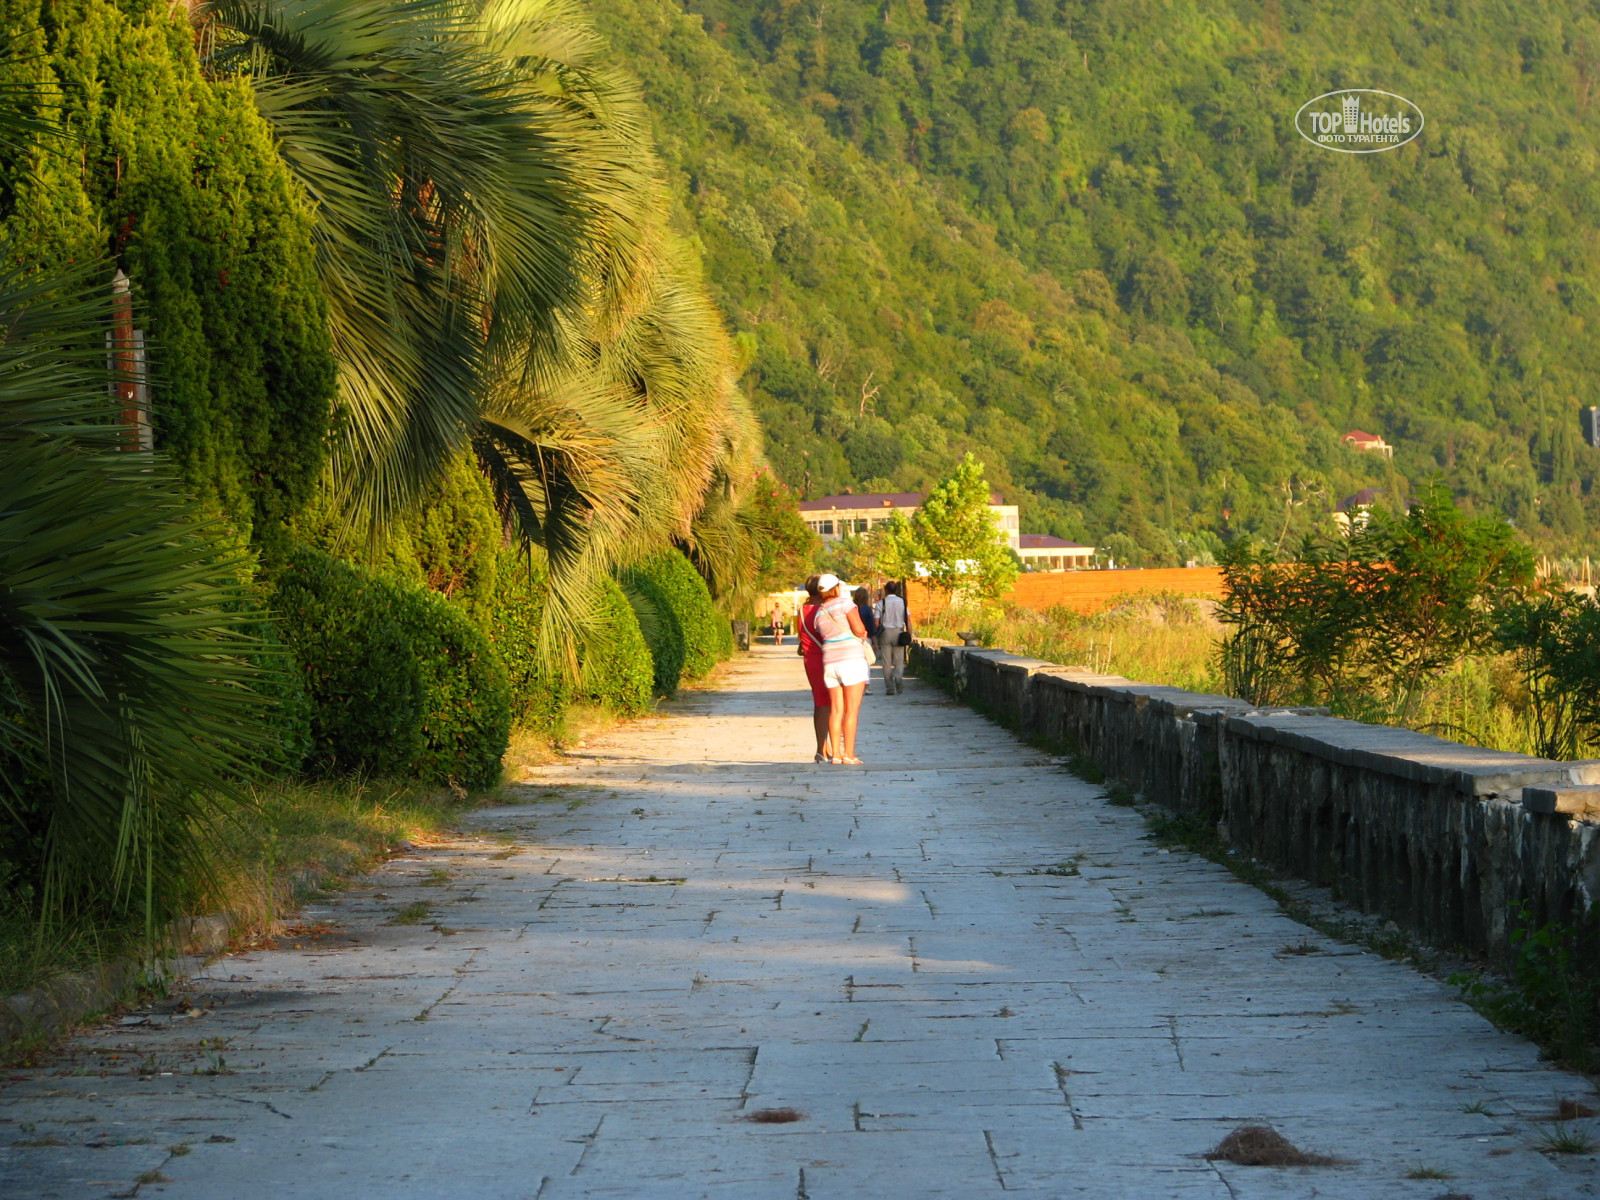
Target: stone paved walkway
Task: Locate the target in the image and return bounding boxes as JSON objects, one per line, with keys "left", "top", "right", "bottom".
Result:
{"left": 5, "top": 645, "right": 1600, "bottom": 1199}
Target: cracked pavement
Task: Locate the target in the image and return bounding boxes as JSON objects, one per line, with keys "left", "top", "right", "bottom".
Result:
{"left": 3, "top": 644, "right": 1598, "bottom": 1198}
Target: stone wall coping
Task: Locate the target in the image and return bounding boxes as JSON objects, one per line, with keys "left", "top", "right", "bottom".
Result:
{"left": 1522, "top": 784, "right": 1600, "bottom": 815}
{"left": 1224, "top": 710, "right": 1572, "bottom": 796}
{"left": 917, "top": 638, "right": 1594, "bottom": 801}
{"left": 1030, "top": 669, "right": 1250, "bottom": 717}
{"left": 989, "top": 656, "right": 1065, "bottom": 674}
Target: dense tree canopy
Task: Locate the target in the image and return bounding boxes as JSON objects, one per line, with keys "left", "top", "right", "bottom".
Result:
{"left": 590, "top": 0, "right": 1600, "bottom": 562}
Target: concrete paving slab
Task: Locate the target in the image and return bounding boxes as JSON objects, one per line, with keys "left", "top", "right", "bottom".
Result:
{"left": 3, "top": 644, "right": 1598, "bottom": 1197}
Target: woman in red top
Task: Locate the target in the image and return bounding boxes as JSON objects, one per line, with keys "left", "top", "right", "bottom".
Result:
{"left": 798, "top": 575, "right": 833, "bottom": 762}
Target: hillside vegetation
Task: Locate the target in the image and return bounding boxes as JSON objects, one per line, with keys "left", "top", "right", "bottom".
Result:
{"left": 591, "top": 0, "right": 1600, "bottom": 562}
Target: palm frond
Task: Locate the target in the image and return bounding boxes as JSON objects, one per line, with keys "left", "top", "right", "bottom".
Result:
{"left": 0, "top": 260, "right": 273, "bottom": 922}
{"left": 198, "top": 0, "right": 612, "bottom": 519}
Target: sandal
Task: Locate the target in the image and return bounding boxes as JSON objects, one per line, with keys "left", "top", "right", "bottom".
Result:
{"left": 841, "top": 756, "right": 865, "bottom": 765}
{"left": 814, "top": 752, "right": 829, "bottom": 763}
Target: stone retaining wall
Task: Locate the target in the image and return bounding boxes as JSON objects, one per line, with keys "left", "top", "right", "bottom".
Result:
{"left": 912, "top": 638, "right": 1600, "bottom": 965}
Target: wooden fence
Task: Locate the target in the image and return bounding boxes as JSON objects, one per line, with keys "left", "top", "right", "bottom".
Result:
{"left": 907, "top": 567, "right": 1227, "bottom": 622}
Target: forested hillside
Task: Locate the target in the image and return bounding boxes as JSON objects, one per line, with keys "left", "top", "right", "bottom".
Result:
{"left": 590, "top": 0, "right": 1600, "bottom": 563}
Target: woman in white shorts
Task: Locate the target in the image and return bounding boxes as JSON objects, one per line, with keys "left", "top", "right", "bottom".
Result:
{"left": 813, "top": 573, "right": 870, "bottom": 764}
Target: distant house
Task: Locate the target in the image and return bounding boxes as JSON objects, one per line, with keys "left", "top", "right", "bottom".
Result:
{"left": 1017, "top": 534, "right": 1095, "bottom": 572}
{"left": 798, "top": 491, "right": 1021, "bottom": 549}
{"left": 1332, "top": 486, "right": 1404, "bottom": 533}
{"left": 1342, "top": 429, "right": 1394, "bottom": 458}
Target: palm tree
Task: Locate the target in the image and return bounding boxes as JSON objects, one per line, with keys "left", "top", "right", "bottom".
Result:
{"left": 0, "top": 262, "right": 274, "bottom": 923}
{"left": 203, "top": 0, "right": 768, "bottom": 649}
{"left": 199, "top": 0, "right": 623, "bottom": 521}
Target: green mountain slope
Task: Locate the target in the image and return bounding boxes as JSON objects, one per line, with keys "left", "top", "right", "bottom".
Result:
{"left": 589, "top": 0, "right": 1600, "bottom": 563}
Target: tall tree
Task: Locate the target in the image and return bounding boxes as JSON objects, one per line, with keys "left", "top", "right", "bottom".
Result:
{"left": 880, "top": 454, "right": 1019, "bottom": 603}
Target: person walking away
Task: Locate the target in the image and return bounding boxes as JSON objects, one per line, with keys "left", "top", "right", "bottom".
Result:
{"left": 878, "top": 581, "right": 909, "bottom": 695}
{"left": 797, "top": 577, "right": 833, "bottom": 762}
{"left": 852, "top": 587, "right": 878, "bottom": 691}
{"left": 814, "top": 574, "right": 870, "bottom": 764}
{"left": 770, "top": 604, "right": 785, "bottom": 647}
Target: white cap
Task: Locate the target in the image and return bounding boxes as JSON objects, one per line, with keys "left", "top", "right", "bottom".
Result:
{"left": 816, "top": 573, "right": 842, "bottom": 593}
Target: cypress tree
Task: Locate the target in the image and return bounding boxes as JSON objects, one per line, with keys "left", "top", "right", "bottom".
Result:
{"left": 0, "top": 0, "right": 336, "bottom": 546}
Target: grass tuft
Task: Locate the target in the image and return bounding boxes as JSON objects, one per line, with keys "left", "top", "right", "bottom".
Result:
{"left": 388, "top": 901, "right": 432, "bottom": 926}
{"left": 1537, "top": 1123, "right": 1598, "bottom": 1155}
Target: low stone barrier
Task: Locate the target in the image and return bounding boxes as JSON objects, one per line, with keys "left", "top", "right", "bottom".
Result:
{"left": 911, "top": 638, "right": 1600, "bottom": 966}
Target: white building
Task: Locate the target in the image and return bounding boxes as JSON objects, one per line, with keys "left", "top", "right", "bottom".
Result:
{"left": 1017, "top": 534, "right": 1095, "bottom": 572}
{"left": 798, "top": 491, "right": 1020, "bottom": 549}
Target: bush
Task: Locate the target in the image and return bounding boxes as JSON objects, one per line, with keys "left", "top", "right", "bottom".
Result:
{"left": 622, "top": 572, "right": 685, "bottom": 696}
{"left": 271, "top": 547, "right": 425, "bottom": 778}
{"left": 492, "top": 560, "right": 653, "bottom": 727}
{"left": 490, "top": 554, "right": 568, "bottom": 731}
{"left": 622, "top": 549, "right": 730, "bottom": 693}
{"left": 396, "top": 585, "right": 511, "bottom": 789}
{"left": 576, "top": 576, "right": 654, "bottom": 715}
{"left": 242, "top": 613, "right": 314, "bottom": 778}
{"left": 272, "top": 546, "right": 510, "bottom": 787}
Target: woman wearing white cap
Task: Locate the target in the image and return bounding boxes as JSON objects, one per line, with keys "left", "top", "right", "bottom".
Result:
{"left": 812, "top": 573, "right": 870, "bottom": 764}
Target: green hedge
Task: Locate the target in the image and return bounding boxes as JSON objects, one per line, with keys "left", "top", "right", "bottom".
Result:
{"left": 490, "top": 555, "right": 566, "bottom": 731}
{"left": 622, "top": 549, "right": 730, "bottom": 695}
{"left": 493, "top": 560, "right": 654, "bottom": 728}
{"left": 399, "top": 585, "right": 510, "bottom": 789}
{"left": 272, "top": 547, "right": 510, "bottom": 788}
{"left": 240, "top": 613, "right": 314, "bottom": 779}
{"left": 577, "top": 577, "right": 654, "bottom": 716}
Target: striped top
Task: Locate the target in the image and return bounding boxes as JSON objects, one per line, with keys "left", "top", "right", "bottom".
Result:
{"left": 814, "top": 597, "right": 865, "bottom": 666}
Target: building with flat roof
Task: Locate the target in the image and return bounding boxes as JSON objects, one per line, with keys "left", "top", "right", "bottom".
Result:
{"left": 1017, "top": 534, "right": 1095, "bottom": 572}
{"left": 798, "top": 491, "right": 1021, "bottom": 549}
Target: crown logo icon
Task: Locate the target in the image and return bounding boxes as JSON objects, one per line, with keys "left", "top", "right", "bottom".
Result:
{"left": 1342, "top": 93, "right": 1360, "bottom": 131}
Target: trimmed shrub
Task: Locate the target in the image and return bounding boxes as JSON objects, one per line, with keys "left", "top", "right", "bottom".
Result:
{"left": 272, "top": 547, "right": 510, "bottom": 787}
{"left": 577, "top": 576, "right": 654, "bottom": 716}
{"left": 405, "top": 452, "right": 505, "bottom": 626}
{"left": 395, "top": 586, "right": 511, "bottom": 789}
{"left": 490, "top": 554, "right": 568, "bottom": 731}
{"left": 622, "top": 549, "right": 730, "bottom": 694}
{"left": 272, "top": 548, "right": 424, "bottom": 779}
{"left": 243, "top": 614, "right": 314, "bottom": 779}
{"left": 493, "top": 560, "right": 653, "bottom": 728}
{"left": 621, "top": 569, "right": 684, "bottom": 695}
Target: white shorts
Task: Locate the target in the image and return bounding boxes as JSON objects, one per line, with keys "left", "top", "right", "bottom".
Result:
{"left": 823, "top": 658, "right": 870, "bottom": 689}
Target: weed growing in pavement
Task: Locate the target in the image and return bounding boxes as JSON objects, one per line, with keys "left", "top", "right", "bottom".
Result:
{"left": 1537, "top": 1124, "right": 1598, "bottom": 1155}
{"left": 192, "top": 1053, "right": 231, "bottom": 1076}
{"left": 1060, "top": 754, "right": 1104, "bottom": 785}
{"left": 1105, "top": 781, "right": 1137, "bottom": 807}
{"left": 1030, "top": 859, "right": 1081, "bottom": 877}
{"left": 1405, "top": 1164, "right": 1452, "bottom": 1179}
{"left": 389, "top": 902, "right": 431, "bottom": 925}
